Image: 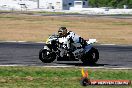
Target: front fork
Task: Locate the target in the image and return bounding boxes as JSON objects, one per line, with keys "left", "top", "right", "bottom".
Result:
{"left": 84, "top": 45, "right": 93, "bottom": 53}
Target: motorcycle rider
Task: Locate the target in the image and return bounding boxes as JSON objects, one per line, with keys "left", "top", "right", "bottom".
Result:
{"left": 57, "top": 27, "right": 86, "bottom": 51}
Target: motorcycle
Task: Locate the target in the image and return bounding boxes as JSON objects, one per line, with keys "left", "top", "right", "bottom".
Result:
{"left": 39, "top": 34, "right": 99, "bottom": 64}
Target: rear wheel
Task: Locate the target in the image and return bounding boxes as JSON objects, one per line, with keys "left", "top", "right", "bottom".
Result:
{"left": 81, "top": 47, "right": 99, "bottom": 64}
{"left": 39, "top": 49, "right": 56, "bottom": 63}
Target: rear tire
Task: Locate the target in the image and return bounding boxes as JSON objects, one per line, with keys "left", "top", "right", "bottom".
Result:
{"left": 39, "top": 49, "right": 56, "bottom": 63}
{"left": 81, "top": 47, "right": 99, "bottom": 64}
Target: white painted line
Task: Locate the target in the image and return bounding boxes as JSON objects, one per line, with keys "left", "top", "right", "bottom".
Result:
{"left": 1, "top": 41, "right": 17, "bottom": 43}
{"left": 0, "top": 41, "right": 114, "bottom": 45}
{"left": 36, "top": 42, "right": 45, "bottom": 44}
{"left": 0, "top": 41, "right": 44, "bottom": 44}
{"left": 0, "top": 64, "right": 75, "bottom": 68}
{"left": 109, "top": 67, "right": 132, "bottom": 70}
{"left": 0, "top": 64, "right": 132, "bottom": 69}
{"left": 41, "top": 66, "right": 74, "bottom": 68}
{"left": 1, "top": 41, "right": 132, "bottom": 46}
{"left": 100, "top": 44, "right": 116, "bottom": 45}
{"left": 17, "top": 41, "right": 27, "bottom": 43}
{"left": 0, "top": 65, "right": 25, "bottom": 66}
{"left": 79, "top": 67, "right": 132, "bottom": 69}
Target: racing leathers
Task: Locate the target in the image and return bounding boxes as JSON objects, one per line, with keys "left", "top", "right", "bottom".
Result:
{"left": 58, "top": 31, "right": 86, "bottom": 51}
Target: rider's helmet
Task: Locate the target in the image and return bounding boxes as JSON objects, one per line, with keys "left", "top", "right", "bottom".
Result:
{"left": 58, "top": 27, "right": 67, "bottom": 37}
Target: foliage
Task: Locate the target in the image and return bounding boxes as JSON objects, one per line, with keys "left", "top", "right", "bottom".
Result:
{"left": 0, "top": 67, "right": 132, "bottom": 88}
{"left": 89, "top": 0, "right": 132, "bottom": 8}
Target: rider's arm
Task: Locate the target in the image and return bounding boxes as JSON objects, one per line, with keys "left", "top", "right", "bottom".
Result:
{"left": 67, "top": 31, "right": 81, "bottom": 43}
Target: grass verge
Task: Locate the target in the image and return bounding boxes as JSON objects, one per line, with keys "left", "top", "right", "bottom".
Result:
{"left": 0, "top": 66, "right": 131, "bottom": 88}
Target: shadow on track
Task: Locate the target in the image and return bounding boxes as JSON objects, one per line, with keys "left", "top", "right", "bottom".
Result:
{"left": 56, "top": 62, "right": 109, "bottom": 67}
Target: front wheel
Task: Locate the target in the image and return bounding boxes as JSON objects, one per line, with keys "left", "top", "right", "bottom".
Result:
{"left": 39, "top": 49, "right": 56, "bottom": 63}
{"left": 81, "top": 47, "right": 99, "bottom": 64}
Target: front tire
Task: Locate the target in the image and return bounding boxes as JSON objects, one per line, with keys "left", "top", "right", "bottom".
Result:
{"left": 39, "top": 49, "right": 56, "bottom": 63}
{"left": 81, "top": 47, "right": 99, "bottom": 64}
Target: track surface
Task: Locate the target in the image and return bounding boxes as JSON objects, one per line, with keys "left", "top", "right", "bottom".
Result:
{"left": 0, "top": 42, "right": 132, "bottom": 68}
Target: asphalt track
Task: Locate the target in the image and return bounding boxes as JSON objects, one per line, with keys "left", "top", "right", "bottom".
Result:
{"left": 0, "top": 42, "right": 132, "bottom": 68}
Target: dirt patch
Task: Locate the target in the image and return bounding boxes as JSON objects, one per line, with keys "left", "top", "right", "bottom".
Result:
{"left": 0, "top": 13, "right": 132, "bottom": 44}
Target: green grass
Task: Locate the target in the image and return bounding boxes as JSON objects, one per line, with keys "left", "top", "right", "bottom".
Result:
{"left": 29, "top": 11, "right": 80, "bottom": 15}
{"left": 0, "top": 66, "right": 131, "bottom": 88}
{"left": 112, "top": 22, "right": 132, "bottom": 25}
{"left": 0, "top": 10, "right": 80, "bottom": 15}
{"left": 37, "top": 11, "right": 67, "bottom": 14}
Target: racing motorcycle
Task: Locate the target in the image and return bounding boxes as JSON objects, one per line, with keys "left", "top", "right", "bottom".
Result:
{"left": 39, "top": 34, "right": 99, "bottom": 64}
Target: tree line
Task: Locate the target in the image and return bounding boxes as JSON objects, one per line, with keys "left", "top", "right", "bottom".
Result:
{"left": 88, "top": 0, "right": 132, "bottom": 8}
